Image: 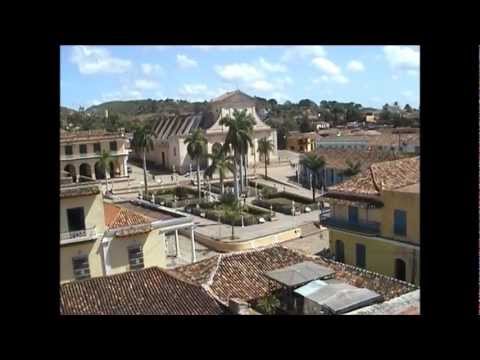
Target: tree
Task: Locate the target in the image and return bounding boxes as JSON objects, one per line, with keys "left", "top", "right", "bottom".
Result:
{"left": 299, "top": 117, "right": 314, "bottom": 133}
{"left": 204, "top": 147, "right": 234, "bottom": 195}
{"left": 220, "top": 109, "right": 255, "bottom": 200}
{"left": 98, "top": 150, "right": 112, "bottom": 193}
{"left": 404, "top": 104, "right": 412, "bottom": 112}
{"left": 300, "top": 153, "right": 326, "bottom": 201}
{"left": 342, "top": 159, "right": 362, "bottom": 177}
{"left": 131, "top": 124, "right": 155, "bottom": 197}
{"left": 184, "top": 128, "right": 208, "bottom": 200}
{"left": 256, "top": 295, "right": 280, "bottom": 315}
{"left": 298, "top": 99, "right": 317, "bottom": 108}
{"left": 257, "top": 137, "right": 274, "bottom": 178}
{"left": 223, "top": 200, "right": 241, "bottom": 240}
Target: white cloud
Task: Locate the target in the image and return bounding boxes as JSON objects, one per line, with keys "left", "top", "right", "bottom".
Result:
{"left": 101, "top": 86, "right": 143, "bottom": 102}
{"left": 402, "top": 90, "right": 414, "bottom": 98}
{"left": 215, "top": 63, "right": 264, "bottom": 82}
{"left": 70, "top": 46, "right": 132, "bottom": 75}
{"left": 134, "top": 79, "right": 160, "bottom": 90}
{"left": 178, "top": 83, "right": 208, "bottom": 96}
{"left": 281, "top": 46, "right": 326, "bottom": 62}
{"left": 141, "top": 63, "right": 164, "bottom": 76}
{"left": 258, "top": 58, "right": 287, "bottom": 73}
{"left": 392, "top": 74, "right": 400, "bottom": 80}
{"left": 347, "top": 60, "right": 365, "bottom": 72}
{"left": 192, "top": 45, "right": 264, "bottom": 51}
{"left": 313, "top": 74, "right": 349, "bottom": 85}
{"left": 176, "top": 54, "right": 198, "bottom": 69}
{"left": 271, "top": 92, "right": 289, "bottom": 102}
{"left": 383, "top": 46, "right": 420, "bottom": 70}
{"left": 312, "top": 57, "right": 341, "bottom": 75}
{"left": 249, "top": 80, "right": 275, "bottom": 92}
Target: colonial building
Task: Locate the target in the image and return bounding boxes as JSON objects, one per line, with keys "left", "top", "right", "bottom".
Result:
{"left": 321, "top": 156, "right": 420, "bottom": 285}
{"left": 287, "top": 131, "right": 317, "bottom": 153}
{"left": 140, "top": 90, "right": 277, "bottom": 173}
{"left": 60, "top": 129, "right": 131, "bottom": 182}
{"left": 60, "top": 180, "right": 196, "bottom": 284}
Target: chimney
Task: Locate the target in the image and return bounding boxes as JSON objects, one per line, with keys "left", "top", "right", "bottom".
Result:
{"left": 229, "top": 298, "right": 252, "bottom": 315}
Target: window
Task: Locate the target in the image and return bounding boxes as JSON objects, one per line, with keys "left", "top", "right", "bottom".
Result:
{"left": 67, "top": 207, "right": 85, "bottom": 232}
{"left": 93, "top": 143, "right": 101, "bottom": 153}
{"left": 173, "top": 147, "right": 176, "bottom": 156}
{"left": 72, "top": 255, "right": 90, "bottom": 280}
{"left": 356, "top": 243, "right": 366, "bottom": 268}
{"left": 394, "top": 258, "right": 406, "bottom": 281}
{"left": 65, "top": 145, "right": 73, "bottom": 155}
{"left": 394, "top": 209, "right": 407, "bottom": 236}
{"left": 79, "top": 144, "right": 87, "bottom": 154}
{"left": 335, "top": 240, "right": 345, "bottom": 262}
{"left": 128, "top": 246, "right": 144, "bottom": 271}
{"left": 348, "top": 206, "right": 359, "bottom": 224}
{"left": 109, "top": 141, "right": 117, "bottom": 151}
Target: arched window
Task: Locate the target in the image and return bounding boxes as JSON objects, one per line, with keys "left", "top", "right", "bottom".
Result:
{"left": 79, "top": 163, "right": 92, "bottom": 182}
{"left": 335, "top": 240, "right": 345, "bottom": 263}
{"left": 394, "top": 258, "right": 406, "bottom": 281}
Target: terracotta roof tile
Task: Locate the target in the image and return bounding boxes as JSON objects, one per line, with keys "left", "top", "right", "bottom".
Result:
{"left": 60, "top": 267, "right": 223, "bottom": 315}
{"left": 328, "top": 156, "right": 420, "bottom": 196}
{"left": 104, "top": 203, "right": 153, "bottom": 230}
{"left": 173, "top": 246, "right": 416, "bottom": 305}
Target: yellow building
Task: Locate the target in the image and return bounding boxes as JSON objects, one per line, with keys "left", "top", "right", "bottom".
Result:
{"left": 287, "top": 132, "right": 317, "bottom": 153}
{"left": 60, "top": 181, "right": 196, "bottom": 284}
{"left": 322, "top": 157, "right": 420, "bottom": 285}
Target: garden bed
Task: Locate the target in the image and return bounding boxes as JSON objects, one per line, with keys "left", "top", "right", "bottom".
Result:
{"left": 145, "top": 187, "right": 200, "bottom": 208}
{"left": 184, "top": 201, "right": 275, "bottom": 226}
{"left": 252, "top": 191, "right": 321, "bottom": 215}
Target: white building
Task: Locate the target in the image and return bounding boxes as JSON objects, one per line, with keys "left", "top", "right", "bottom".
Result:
{"left": 141, "top": 90, "right": 277, "bottom": 173}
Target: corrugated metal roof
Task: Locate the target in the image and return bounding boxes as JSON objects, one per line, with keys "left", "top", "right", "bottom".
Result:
{"left": 264, "top": 261, "right": 335, "bottom": 287}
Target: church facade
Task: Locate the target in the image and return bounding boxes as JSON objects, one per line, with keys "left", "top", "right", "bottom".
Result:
{"left": 142, "top": 91, "right": 277, "bottom": 174}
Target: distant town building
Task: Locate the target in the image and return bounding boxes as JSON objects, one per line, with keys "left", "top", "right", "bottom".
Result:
{"left": 60, "top": 129, "right": 131, "bottom": 183}
{"left": 287, "top": 131, "right": 317, "bottom": 153}
{"left": 141, "top": 90, "right": 277, "bottom": 173}
{"left": 322, "top": 156, "right": 420, "bottom": 285}
{"left": 298, "top": 148, "right": 410, "bottom": 188}
{"left": 314, "top": 121, "right": 330, "bottom": 130}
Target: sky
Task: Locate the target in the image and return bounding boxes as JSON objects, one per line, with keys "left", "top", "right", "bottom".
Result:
{"left": 60, "top": 45, "right": 420, "bottom": 110}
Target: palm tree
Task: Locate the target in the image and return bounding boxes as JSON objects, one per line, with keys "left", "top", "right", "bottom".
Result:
{"left": 256, "top": 295, "right": 280, "bottom": 315}
{"left": 98, "top": 149, "right": 112, "bottom": 193}
{"left": 223, "top": 200, "right": 241, "bottom": 240}
{"left": 131, "top": 124, "right": 155, "bottom": 197}
{"left": 342, "top": 159, "right": 362, "bottom": 177}
{"left": 300, "top": 153, "right": 326, "bottom": 202}
{"left": 257, "top": 137, "right": 274, "bottom": 178}
{"left": 204, "top": 149, "right": 234, "bottom": 195}
{"left": 220, "top": 110, "right": 255, "bottom": 199}
{"left": 184, "top": 129, "right": 207, "bottom": 200}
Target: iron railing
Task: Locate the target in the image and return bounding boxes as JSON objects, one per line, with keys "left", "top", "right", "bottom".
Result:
{"left": 321, "top": 217, "right": 380, "bottom": 235}
{"left": 60, "top": 226, "right": 97, "bottom": 242}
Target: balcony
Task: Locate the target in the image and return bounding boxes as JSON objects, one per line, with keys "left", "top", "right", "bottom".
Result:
{"left": 61, "top": 150, "right": 129, "bottom": 161}
{"left": 321, "top": 217, "right": 380, "bottom": 236}
{"left": 60, "top": 226, "right": 97, "bottom": 244}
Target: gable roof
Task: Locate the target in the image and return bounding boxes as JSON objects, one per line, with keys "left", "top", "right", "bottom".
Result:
{"left": 60, "top": 267, "right": 224, "bottom": 315}
{"left": 328, "top": 156, "right": 420, "bottom": 196}
{"left": 172, "top": 246, "right": 416, "bottom": 306}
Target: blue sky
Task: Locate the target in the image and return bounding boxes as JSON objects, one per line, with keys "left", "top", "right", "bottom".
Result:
{"left": 60, "top": 45, "right": 420, "bottom": 110}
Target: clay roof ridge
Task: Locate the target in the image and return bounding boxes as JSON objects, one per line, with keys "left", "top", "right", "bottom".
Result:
{"left": 370, "top": 165, "right": 382, "bottom": 194}
{"left": 206, "top": 254, "right": 223, "bottom": 286}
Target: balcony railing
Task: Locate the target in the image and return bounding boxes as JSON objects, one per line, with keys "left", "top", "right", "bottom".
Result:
{"left": 61, "top": 150, "right": 129, "bottom": 161}
{"left": 321, "top": 217, "right": 380, "bottom": 235}
{"left": 60, "top": 226, "right": 97, "bottom": 243}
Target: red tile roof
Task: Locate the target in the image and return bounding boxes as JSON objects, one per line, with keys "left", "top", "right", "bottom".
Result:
{"left": 328, "top": 156, "right": 420, "bottom": 196}
{"left": 104, "top": 203, "right": 152, "bottom": 229}
{"left": 60, "top": 267, "right": 224, "bottom": 315}
{"left": 173, "top": 246, "right": 416, "bottom": 306}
